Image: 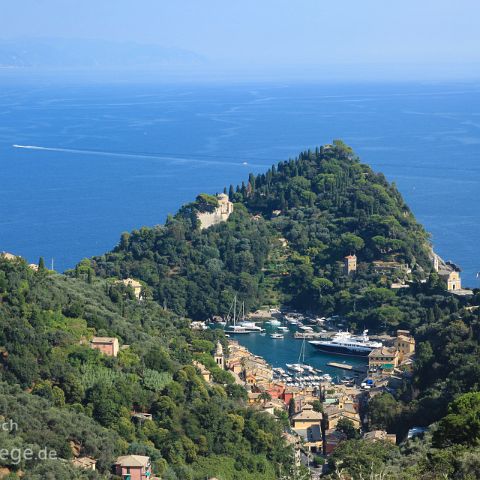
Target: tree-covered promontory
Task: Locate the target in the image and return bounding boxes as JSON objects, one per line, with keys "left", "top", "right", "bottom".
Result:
{"left": 91, "top": 141, "right": 433, "bottom": 330}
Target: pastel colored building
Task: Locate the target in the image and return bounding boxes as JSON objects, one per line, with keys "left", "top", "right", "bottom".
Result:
{"left": 90, "top": 337, "right": 119, "bottom": 357}
{"left": 368, "top": 346, "right": 399, "bottom": 373}
{"left": 119, "top": 278, "right": 143, "bottom": 299}
{"left": 395, "top": 330, "right": 415, "bottom": 358}
{"left": 439, "top": 269, "right": 462, "bottom": 291}
{"left": 291, "top": 405, "right": 323, "bottom": 430}
{"left": 114, "top": 455, "right": 151, "bottom": 480}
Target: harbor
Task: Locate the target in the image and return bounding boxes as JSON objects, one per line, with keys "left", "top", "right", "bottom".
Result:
{"left": 231, "top": 324, "right": 368, "bottom": 382}
{"left": 207, "top": 307, "right": 372, "bottom": 382}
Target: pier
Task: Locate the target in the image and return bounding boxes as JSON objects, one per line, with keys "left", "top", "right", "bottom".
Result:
{"left": 294, "top": 332, "right": 324, "bottom": 339}
{"left": 327, "top": 362, "right": 366, "bottom": 373}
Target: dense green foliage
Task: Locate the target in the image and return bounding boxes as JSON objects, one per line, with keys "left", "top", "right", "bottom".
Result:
{"left": 0, "top": 258, "right": 293, "bottom": 478}
{"left": 91, "top": 141, "right": 434, "bottom": 331}
{"left": 2, "top": 141, "right": 480, "bottom": 478}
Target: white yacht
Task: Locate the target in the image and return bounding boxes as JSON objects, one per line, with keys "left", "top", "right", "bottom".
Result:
{"left": 309, "top": 330, "right": 382, "bottom": 356}
{"left": 238, "top": 321, "right": 263, "bottom": 332}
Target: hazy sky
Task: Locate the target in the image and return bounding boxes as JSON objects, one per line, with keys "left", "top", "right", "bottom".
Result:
{"left": 2, "top": 0, "right": 480, "bottom": 79}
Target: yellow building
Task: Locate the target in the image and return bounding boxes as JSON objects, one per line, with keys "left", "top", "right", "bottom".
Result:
{"left": 439, "top": 270, "right": 462, "bottom": 291}
{"left": 368, "top": 346, "right": 399, "bottom": 373}
{"left": 291, "top": 405, "right": 323, "bottom": 430}
{"left": 193, "top": 361, "right": 212, "bottom": 383}
{"left": 344, "top": 255, "right": 357, "bottom": 275}
{"left": 118, "top": 278, "right": 143, "bottom": 299}
{"left": 395, "top": 330, "right": 415, "bottom": 358}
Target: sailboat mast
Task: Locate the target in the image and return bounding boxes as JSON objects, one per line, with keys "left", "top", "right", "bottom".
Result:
{"left": 298, "top": 337, "right": 306, "bottom": 364}
{"left": 233, "top": 295, "right": 237, "bottom": 326}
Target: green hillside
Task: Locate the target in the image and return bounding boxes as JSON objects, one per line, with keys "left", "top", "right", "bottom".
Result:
{"left": 0, "top": 258, "right": 294, "bottom": 479}
{"left": 91, "top": 141, "right": 433, "bottom": 331}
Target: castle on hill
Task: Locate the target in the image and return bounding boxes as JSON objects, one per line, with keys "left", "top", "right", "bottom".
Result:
{"left": 197, "top": 193, "right": 234, "bottom": 230}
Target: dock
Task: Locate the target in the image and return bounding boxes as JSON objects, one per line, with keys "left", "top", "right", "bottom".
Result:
{"left": 294, "top": 332, "right": 324, "bottom": 339}
{"left": 327, "top": 362, "right": 367, "bottom": 373}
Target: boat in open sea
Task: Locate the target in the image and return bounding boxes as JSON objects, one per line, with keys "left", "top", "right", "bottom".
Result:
{"left": 309, "top": 330, "right": 382, "bottom": 356}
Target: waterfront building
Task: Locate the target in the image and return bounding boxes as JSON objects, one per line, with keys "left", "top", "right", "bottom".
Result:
{"left": 368, "top": 346, "right": 399, "bottom": 374}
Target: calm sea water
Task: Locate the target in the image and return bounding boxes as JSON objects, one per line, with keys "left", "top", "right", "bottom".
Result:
{"left": 1, "top": 81, "right": 479, "bottom": 291}
{"left": 232, "top": 327, "right": 367, "bottom": 381}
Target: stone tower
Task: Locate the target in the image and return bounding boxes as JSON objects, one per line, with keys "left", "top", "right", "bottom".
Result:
{"left": 214, "top": 341, "right": 225, "bottom": 370}
{"left": 344, "top": 254, "right": 357, "bottom": 275}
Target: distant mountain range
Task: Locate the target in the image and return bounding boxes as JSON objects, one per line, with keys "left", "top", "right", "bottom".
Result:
{"left": 0, "top": 38, "right": 205, "bottom": 69}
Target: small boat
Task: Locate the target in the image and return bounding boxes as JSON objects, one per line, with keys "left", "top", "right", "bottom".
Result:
{"left": 299, "top": 325, "right": 314, "bottom": 332}
{"left": 267, "top": 319, "right": 282, "bottom": 326}
{"left": 239, "top": 321, "right": 263, "bottom": 332}
{"left": 270, "top": 333, "right": 284, "bottom": 339}
{"left": 286, "top": 363, "right": 304, "bottom": 373}
{"left": 277, "top": 326, "right": 288, "bottom": 332}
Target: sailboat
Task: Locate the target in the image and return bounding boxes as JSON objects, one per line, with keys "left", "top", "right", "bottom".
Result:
{"left": 224, "top": 296, "right": 251, "bottom": 335}
{"left": 238, "top": 302, "right": 264, "bottom": 332}
{"left": 286, "top": 338, "right": 314, "bottom": 373}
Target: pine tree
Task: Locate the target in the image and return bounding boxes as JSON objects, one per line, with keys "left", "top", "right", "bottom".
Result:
{"left": 288, "top": 398, "right": 296, "bottom": 418}
{"left": 38, "top": 257, "right": 45, "bottom": 271}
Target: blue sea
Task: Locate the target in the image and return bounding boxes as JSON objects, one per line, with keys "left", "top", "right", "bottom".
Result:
{"left": 1, "top": 80, "right": 479, "bottom": 289}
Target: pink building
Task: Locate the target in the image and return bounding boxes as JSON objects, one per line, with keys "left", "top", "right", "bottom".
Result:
{"left": 114, "top": 455, "right": 151, "bottom": 479}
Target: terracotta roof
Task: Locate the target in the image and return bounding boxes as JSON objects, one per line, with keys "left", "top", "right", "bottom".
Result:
{"left": 292, "top": 409, "right": 323, "bottom": 421}
{"left": 369, "top": 346, "right": 397, "bottom": 358}
{"left": 115, "top": 455, "right": 150, "bottom": 467}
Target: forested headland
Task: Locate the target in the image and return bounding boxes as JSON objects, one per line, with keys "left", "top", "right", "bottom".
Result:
{"left": 1, "top": 141, "right": 479, "bottom": 478}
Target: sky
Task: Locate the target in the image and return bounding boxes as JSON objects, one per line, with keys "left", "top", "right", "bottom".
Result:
{"left": 2, "top": 0, "right": 480, "bottom": 80}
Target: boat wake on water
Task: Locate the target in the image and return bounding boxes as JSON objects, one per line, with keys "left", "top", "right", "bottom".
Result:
{"left": 11, "top": 144, "right": 261, "bottom": 167}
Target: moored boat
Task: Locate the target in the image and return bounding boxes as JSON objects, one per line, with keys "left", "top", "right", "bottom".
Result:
{"left": 309, "top": 330, "right": 382, "bottom": 356}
